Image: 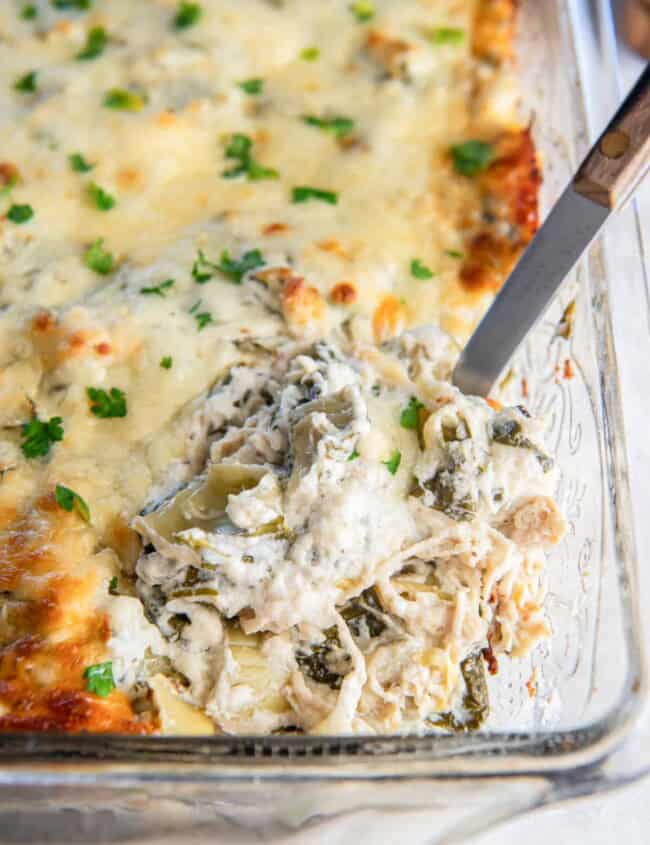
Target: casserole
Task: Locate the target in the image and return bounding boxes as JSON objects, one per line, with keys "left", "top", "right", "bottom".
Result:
{"left": 0, "top": 0, "right": 552, "bottom": 737}
{"left": 0, "top": 0, "right": 648, "bottom": 842}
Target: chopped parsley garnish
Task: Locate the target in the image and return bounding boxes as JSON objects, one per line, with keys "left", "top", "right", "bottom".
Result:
{"left": 300, "top": 46, "right": 320, "bottom": 61}
{"left": 383, "top": 449, "right": 402, "bottom": 475}
{"left": 222, "top": 133, "right": 278, "bottom": 181}
{"left": 291, "top": 186, "right": 338, "bottom": 205}
{"left": 238, "top": 78, "right": 264, "bottom": 95}
{"left": 191, "top": 250, "right": 217, "bottom": 283}
{"left": 103, "top": 88, "right": 145, "bottom": 111}
{"left": 217, "top": 249, "right": 265, "bottom": 282}
{"left": 302, "top": 115, "right": 355, "bottom": 138}
{"left": 410, "top": 258, "right": 434, "bottom": 279}
{"left": 140, "top": 278, "right": 175, "bottom": 297}
{"left": 350, "top": 1, "right": 374, "bottom": 22}
{"left": 53, "top": 0, "right": 91, "bottom": 9}
{"left": 193, "top": 309, "right": 213, "bottom": 330}
{"left": 451, "top": 140, "right": 493, "bottom": 176}
{"left": 189, "top": 301, "right": 213, "bottom": 330}
{"left": 84, "top": 238, "right": 114, "bottom": 274}
{"left": 83, "top": 662, "right": 115, "bottom": 698}
{"left": 14, "top": 70, "right": 37, "bottom": 93}
{"left": 160, "top": 355, "right": 173, "bottom": 369}
{"left": 69, "top": 152, "right": 94, "bottom": 172}
{"left": 55, "top": 484, "right": 90, "bottom": 522}
{"left": 7, "top": 204, "right": 34, "bottom": 224}
{"left": 445, "top": 249, "right": 463, "bottom": 259}
{"left": 20, "top": 416, "right": 64, "bottom": 459}
{"left": 77, "top": 26, "right": 107, "bottom": 60}
{"left": 400, "top": 396, "right": 424, "bottom": 430}
{"left": 429, "top": 27, "right": 465, "bottom": 45}
{"left": 87, "top": 386, "right": 127, "bottom": 418}
{"left": 87, "top": 182, "right": 116, "bottom": 211}
{"left": 108, "top": 575, "right": 119, "bottom": 594}
{"left": 21, "top": 5, "right": 37, "bottom": 19}
{"left": 192, "top": 248, "right": 265, "bottom": 284}
{"left": 347, "top": 449, "right": 360, "bottom": 461}
{"left": 173, "top": 2, "right": 202, "bottom": 29}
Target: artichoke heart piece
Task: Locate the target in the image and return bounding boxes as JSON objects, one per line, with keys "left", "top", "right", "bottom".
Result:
{"left": 227, "top": 624, "right": 292, "bottom": 715}
{"left": 149, "top": 674, "right": 217, "bottom": 735}
{"left": 290, "top": 391, "right": 357, "bottom": 473}
{"left": 138, "top": 463, "right": 268, "bottom": 544}
{"left": 428, "top": 653, "right": 489, "bottom": 732}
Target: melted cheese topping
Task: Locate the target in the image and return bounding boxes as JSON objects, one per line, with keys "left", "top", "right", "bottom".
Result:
{"left": 0, "top": 0, "right": 543, "bottom": 735}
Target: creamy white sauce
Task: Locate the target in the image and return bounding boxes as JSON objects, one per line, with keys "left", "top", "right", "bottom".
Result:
{"left": 133, "top": 332, "right": 565, "bottom": 733}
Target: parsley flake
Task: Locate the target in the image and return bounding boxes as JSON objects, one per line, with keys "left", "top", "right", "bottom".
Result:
{"left": 77, "top": 26, "right": 107, "bottom": 60}
{"left": 222, "top": 133, "right": 278, "bottom": 181}
{"left": 451, "top": 140, "right": 493, "bottom": 176}
{"left": 84, "top": 238, "right": 114, "bottom": 274}
{"left": 445, "top": 249, "right": 463, "bottom": 259}
{"left": 192, "top": 248, "right": 265, "bottom": 284}
{"left": 191, "top": 250, "right": 217, "bottom": 283}
{"left": 302, "top": 114, "right": 355, "bottom": 138}
{"left": 238, "top": 78, "right": 264, "bottom": 95}
{"left": 21, "top": 416, "right": 64, "bottom": 459}
{"left": 7, "top": 204, "right": 34, "bottom": 224}
{"left": 53, "top": 0, "right": 92, "bottom": 9}
{"left": 108, "top": 576, "right": 119, "bottom": 594}
{"left": 300, "top": 46, "right": 320, "bottom": 61}
{"left": 429, "top": 27, "right": 465, "bottom": 45}
{"left": 400, "top": 396, "right": 424, "bottom": 430}
{"left": 83, "top": 662, "right": 115, "bottom": 698}
{"left": 347, "top": 449, "right": 360, "bottom": 461}
{"left": 350, "top": 1, "right": 374, "bottom": 22}
{"left": 87, "top": 387, "right": 127, "bottom": 418}
{"left": 55, "top": 484, "right": 90, "bottom": 522}
{"left": 14, "top": 70, "right": 37, "bottom": 93}
{"left": 410, "top": 258, "right": 434, "bottom": 280}
{"left": 69, "top": 152, "right": 94, "bottom": 172}
{"left": 194, "top": 310, "right": 213, "bottom": 331}
{"left": 87, "top": 182, "right": 116, "bottom": 211}
{"left": 103, "top": 88, "right": 146, "bottom": 111}
{"left": 140, "top": 278, "right": 175, "bottom": 297}
{"left": 21, "top": 5, "right": 37, "bottom": 19}
{"left": 160, "top": 355, "right": 173, "bottom": 369}
{"left": 217, "top": 248, "right": 265, "bottom": 283}
{"left": 291, "top": 186, "right": 338, "bottom": 205}
{"left": 383, "top": 449, "right": 402, "bottom": 475}
{"left": 174, "top": 2, "right": 201, "bottom": 29}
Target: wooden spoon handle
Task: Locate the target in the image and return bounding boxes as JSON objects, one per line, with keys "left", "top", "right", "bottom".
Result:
{"left": 574, "top": 63, "right": 650, "bottom": 208}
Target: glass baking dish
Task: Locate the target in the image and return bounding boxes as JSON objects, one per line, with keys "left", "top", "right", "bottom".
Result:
{"left": 1, "top": 1, "right": 648, "bottom": 842}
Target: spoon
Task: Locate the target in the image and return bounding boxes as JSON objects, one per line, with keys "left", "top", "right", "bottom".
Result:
{"left": 453, "top": 63, "right": 650, "bottom": 397}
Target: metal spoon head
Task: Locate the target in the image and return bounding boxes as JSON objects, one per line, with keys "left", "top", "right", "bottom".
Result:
{"left": 452, "top": 184, "right": 609, "bottom": 397}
